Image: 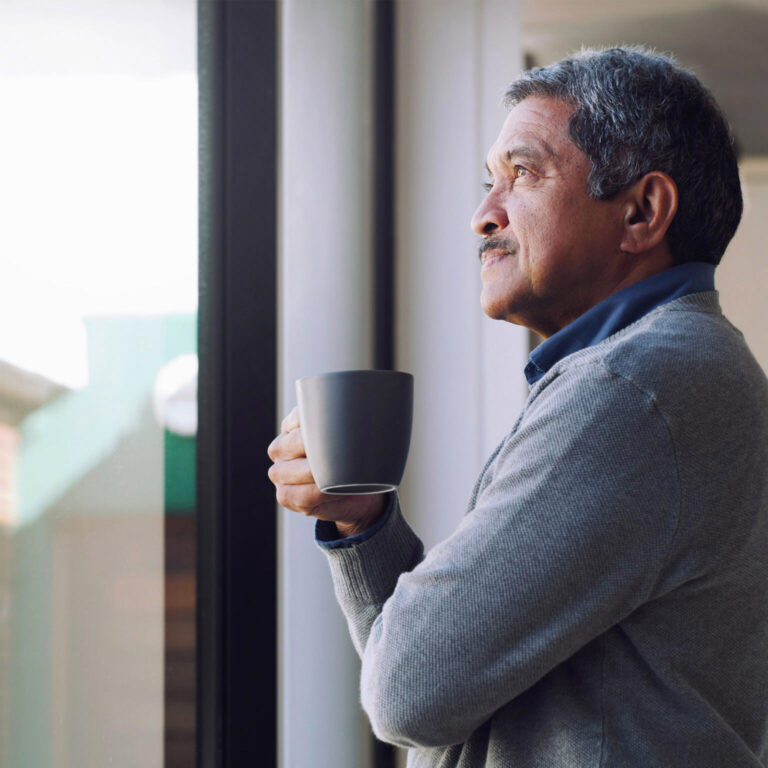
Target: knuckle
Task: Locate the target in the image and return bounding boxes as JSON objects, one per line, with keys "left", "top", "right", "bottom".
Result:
{"left": 275, "top": 486, "right": 290, "bottom": 508}
{"left": 267, "top": 434, "right": 282, "bottom": 460}
{"left": 281, "top": 406, "right": 300, "bottom": 433}
{"left": 293, "top": 486, "right": 318, "bottom": 516}
{"left": 290, "top": 428, "right": 305, "bottom": 452}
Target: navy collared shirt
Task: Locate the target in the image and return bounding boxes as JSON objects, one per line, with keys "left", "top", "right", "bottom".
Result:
{"left": 524, "top": 262, "right": 716, "bottom": 386}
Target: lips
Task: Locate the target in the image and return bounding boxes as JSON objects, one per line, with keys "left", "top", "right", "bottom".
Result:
{"left": 481, "top": 250, "right": 512, "bottom": 268}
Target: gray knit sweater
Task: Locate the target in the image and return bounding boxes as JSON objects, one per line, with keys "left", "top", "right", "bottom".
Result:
{"left": 319, "top": 293, "right": 768, "bottom": 767}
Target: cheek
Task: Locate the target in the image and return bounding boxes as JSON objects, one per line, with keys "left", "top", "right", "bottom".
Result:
{"left": 518, "top": 216, "right": 564, "bottom": 273}
{"left": 524, "top": 194, "right": 591, "bottom": 254}
{"left": 514, "top": 196, "right": 562, "bottom": 248}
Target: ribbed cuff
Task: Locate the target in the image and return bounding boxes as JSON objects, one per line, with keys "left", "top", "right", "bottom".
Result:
{"left": 317, "top": 494, "right": 424, "bottom": 605}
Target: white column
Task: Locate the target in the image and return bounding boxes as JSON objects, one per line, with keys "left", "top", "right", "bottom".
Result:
{"left": 395, "top": 0, "right": 526, "bottom": 551}
{"left": 278, "top": 1, "right": 376, "bottom": 767}
{"left": 717, "top": 157, "right": 768, "bottom": 374}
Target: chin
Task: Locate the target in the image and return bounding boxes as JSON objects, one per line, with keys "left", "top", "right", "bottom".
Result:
{"left": 481, "top": 284, "right": 516, "bottom": 321}
{"left": 481, "top": 297, "right": 511, "bottom": 322}
{"left": 481, "top": 293, "right": 539, "bottom": 333}
{"left": 480, "top": 290, "right": 498, "bottom": 318}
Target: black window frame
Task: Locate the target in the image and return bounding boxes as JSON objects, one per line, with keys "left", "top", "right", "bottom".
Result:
{"left": 197, "top": 1, "right": 278, "bottom": 766}
{"left": 196, "top": 1, "right": 396, "bottom": 766}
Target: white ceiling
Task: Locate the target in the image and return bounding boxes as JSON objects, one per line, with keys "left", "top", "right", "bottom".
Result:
{"left": 522, "top": 0, "right": 768, "bottom": 154}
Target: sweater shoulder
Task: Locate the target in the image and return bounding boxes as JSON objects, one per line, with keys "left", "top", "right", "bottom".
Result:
{"left": 588, "top": 293, "right": 768, "bottom": 407}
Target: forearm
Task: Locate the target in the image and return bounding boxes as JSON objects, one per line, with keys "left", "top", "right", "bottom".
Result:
{"left": 317, "top": 494, "right": 424, "bottom": 657}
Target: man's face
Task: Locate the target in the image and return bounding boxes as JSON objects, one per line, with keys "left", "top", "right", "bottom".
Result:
{"left": 471, "top": 96, "right": 626, "bottom": 338}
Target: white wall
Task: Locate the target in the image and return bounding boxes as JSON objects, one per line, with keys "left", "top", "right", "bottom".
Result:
{"left": 717, "top": 157, "right": 768, "bottom": 374}
{"left": 278, "top": 1, "right": 376, "bottom": 767}
{"left": 278, "top": 3, "right": 527, "bottom": 766}
{"left": 395, "top": 0, "right": 527, "bottom": 551}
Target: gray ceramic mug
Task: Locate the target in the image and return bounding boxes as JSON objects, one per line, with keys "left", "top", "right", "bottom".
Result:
{"left": 295, "top": 369, "right": 414, "bottom": 494}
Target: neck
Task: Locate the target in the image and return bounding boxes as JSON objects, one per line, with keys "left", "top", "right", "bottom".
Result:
{"left": 535, "top": 245, "right": 675, "bottom": 339}
{"left": 607, "top": 245, "right": 675, "bottom": 297}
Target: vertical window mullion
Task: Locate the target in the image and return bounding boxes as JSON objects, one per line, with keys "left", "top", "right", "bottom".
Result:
{"left": 197, "top": 2, "right": 278, "bottom": 767}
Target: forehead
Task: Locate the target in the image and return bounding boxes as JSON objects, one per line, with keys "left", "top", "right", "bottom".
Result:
{"left": 488, "top": 95, "right": 580, "bottom": 165}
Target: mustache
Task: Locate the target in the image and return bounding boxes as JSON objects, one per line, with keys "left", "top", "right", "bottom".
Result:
{"left": 478, "top": 236, "right": 518, "bottom": 262}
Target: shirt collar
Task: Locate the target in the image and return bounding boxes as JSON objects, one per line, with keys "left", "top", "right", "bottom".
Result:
{"left": 524, "top": 262, "right": 716, "bottom": 386}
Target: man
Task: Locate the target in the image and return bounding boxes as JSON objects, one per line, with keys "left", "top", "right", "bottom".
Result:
{"left": 268, "top": 47, "right": 768, "bottom": 766}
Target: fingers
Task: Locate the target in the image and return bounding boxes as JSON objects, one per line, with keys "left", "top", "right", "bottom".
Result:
{"left": 270, "top": 406, "right": 329, "bottom": 516}
{"left": 281, "top": 406, "right": 300, "bottom": 434}
{"left": 273, "top": 481, "right": 326, "bottom": 515}
{"left": 273, "top": 480, "right": 380, "bottom": 523}
{"left": 268, "top": 406, "right": 302, "bottom": 460}
{"left": 267, "top": 457, "right": 314, "bottom": 486}
{"left": 267, "top": 425, "right": 306, "bottom": 462}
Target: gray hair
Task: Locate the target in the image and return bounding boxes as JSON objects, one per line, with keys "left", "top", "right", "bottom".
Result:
{"left": 505, "top": 46, "right": 742, "bottom": 266}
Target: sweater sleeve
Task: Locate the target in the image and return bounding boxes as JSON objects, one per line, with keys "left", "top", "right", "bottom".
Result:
{"left": 320, "top": 363, "right": 680, "bottom": 749}
{"left": 319, "top": 493, "right": 425, "bottom": 656}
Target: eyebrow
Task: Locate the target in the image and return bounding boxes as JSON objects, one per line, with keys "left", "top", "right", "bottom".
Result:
{"left": 485, "top": 141, "right": 558, "bottom": 176}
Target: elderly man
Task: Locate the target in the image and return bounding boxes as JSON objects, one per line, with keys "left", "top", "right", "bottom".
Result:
{"left": 268, "top": 47, "right": 768, "bottom": 767}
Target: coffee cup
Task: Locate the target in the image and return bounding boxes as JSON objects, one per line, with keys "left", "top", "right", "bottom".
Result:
{"left": 295, "top": 369, "right": 413, "bottom": 494}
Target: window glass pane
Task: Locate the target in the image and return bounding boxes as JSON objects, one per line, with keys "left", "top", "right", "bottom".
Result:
{"left": 0, "top": 2, "right": 197, "bottom": 766}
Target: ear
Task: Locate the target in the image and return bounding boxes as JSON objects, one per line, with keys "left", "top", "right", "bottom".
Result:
{"left": 619, "top": 172, "right": 678, "bottom": 255}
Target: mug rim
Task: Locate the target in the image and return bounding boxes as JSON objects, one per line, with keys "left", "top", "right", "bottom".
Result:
{"left": 296, "top": 369, "right": 412, "bottom": 386}
{"left": 320, "top": 482, "right": 397, "bottom": 495}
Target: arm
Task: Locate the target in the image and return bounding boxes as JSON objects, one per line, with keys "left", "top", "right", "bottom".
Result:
{"left": 322, "top": 366, "right": 680, "bottom": 748}
{"left": 267, "top": 405, "right": 425, "bottom": 655}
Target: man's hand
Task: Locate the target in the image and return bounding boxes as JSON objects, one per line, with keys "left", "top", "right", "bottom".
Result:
{"left": 267, "top": 406, "right": 388, "bottom": 538}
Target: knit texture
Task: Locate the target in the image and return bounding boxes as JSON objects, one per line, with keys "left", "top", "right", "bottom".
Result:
{"left": 320, "top": 292, "right": 768, "bottom": 767}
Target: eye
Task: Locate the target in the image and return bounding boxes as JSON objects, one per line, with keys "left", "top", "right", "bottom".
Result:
{"left": 482, "top": 165, "right": 532, "bottom": 193}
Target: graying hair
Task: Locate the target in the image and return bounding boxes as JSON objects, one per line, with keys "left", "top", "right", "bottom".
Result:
{"left": 505, "top": 46, "right": 742, "bottom": 266}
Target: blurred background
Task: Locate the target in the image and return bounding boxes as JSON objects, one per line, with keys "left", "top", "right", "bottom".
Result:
{"left": 0, "top": 0, "right": 197, "bottom": 766}
{"left": 0, "top": 1, "right": 764, "bottom": 767}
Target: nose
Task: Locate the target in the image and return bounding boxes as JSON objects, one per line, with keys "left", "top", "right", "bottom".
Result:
{"left": 470, "top": 190, "right": 509, "bottom": 236}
